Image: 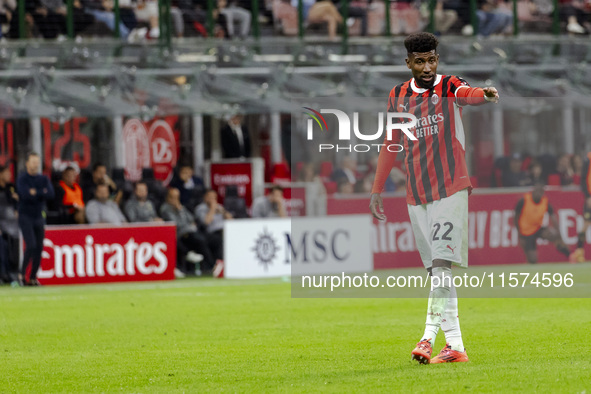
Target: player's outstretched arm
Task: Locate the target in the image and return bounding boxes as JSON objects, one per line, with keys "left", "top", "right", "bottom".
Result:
{"left": 456, "top": 85, "right": 499, "bottom": 106}
{"left": 370, "top": 193, "right": 386, "bottom": 221}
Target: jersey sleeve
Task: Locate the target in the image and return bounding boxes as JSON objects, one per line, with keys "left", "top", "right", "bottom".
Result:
{"left": 449, "top": 76, "right": 487, "bottom": 106}
{"left": 371, "top": 91, "right": 401, "bottom": 194}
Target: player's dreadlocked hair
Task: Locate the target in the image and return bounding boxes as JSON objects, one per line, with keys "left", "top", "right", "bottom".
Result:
{"left": 404, "top": 32, "right": 439, "bottom": 55}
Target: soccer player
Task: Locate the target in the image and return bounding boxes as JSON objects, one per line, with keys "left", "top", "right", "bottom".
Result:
{"left": 515, "top": 182, "right": 571, "bottom": 264}
{"left": 570, "top": 152, "right": 591, "bottom": 263}
{"left": 369, "top": 32, "right": 499, "bottom": 364}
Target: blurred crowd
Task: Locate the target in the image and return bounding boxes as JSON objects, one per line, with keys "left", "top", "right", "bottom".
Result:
{"left": 491, "top": 152, "right": 588, "bottom": 188}
{"left": 0, "top": 158, "right": 289, "bottom": 283}
{"left": 1, "top": 0, "right": 590, "bottom": 41}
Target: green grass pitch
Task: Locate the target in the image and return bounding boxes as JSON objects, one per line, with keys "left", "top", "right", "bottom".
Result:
{"left": 1, "top": 270, "right": 590, "bottom": 392}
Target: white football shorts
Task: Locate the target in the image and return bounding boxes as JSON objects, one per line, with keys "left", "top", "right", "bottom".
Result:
{"left": 407, "top": 188, "right": 469, "bottom": 269}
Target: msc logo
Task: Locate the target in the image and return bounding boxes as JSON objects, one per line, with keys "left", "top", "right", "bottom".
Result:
{"left": 252, "top": 228, "right": 279, "bottom": 271}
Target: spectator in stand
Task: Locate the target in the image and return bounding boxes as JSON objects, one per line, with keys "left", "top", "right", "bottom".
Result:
{"left": 0, "top": 165, "right": 18, "bottom": 283}
{"left": 331, "top": 0, "right": 368, "bottom": 36}
{"left": 524, "top": 160, "right": 545, "bottom": 186}
{"left": 221, "top": 114, "right": 251, "bottom": 159}
{"left": 169, "top": 165, "right": 204, "bottom": 209}
{"left": 195, "top": 189, "right": 231, "bottom": 262}
{"left": 81, "top": 0, "right": 134, "bottom": 39}
{"left": 557, "top": 153, "right": 575, "bottom": 186}
{"left": 39, "top": 0, "right": 95, "bottom": 37}
{"left": 55, "top": 166, "right": 86, "bottom": 224}
{"left": 124, "top": 181, "right": 162, "bottom": 222}
{"left": 337, "top": 178, "right": 354, "bottom": 194}
{"left": 160, "top": 188, "right": 215, "bottom": 275}
{"left": 390, "top": 0, "right": 424, "bottom": 35}
{"left": 217, "top": 0, "right": 251, "bottom": 38}
{"left": 17, "top": 152, "right": 54, "bottom": 287}
{"left": 0, "top": 0, "right": 16, "bottom": 38}
{"left": 331, "top": 156, "right": 357, "bottom": 185}
{"left": 130, "top": 0, "right": 159, "bottom": 38}
{"left": 86, "top": 183, "right": 127, "bottom": 225}
{"left": 560, "top": 0, "right": 591, "bottom": 34}
{"left": 292, "top": 0, "right": 343, "bottom": 40}
{"left": 442, "top": 0, "right": 472, "bottom": 34}
{"left": 354, "top": 174, "right": 374, "bottom": 194}
{"left": 572, "top": 153, "right": 584, "bottom": 185}
{"left": 297, "top": 162, "right": 326, "bottom": 216}
{"left": 82, "top": 162, "right": 122, "bottom": 204}
{"left": 252, "top": 185, "right": 287, "bottom": 218}
{"left": 476, "top": 0, "right": 513, "bottom": 37}
{"left": 502, "top": 153, "right": 529, "bottom": 187}
{"left": 419, "top": 0, "right": 458, "bottom": 34}
{"left": 366, "top": 155, "right": 397, "bottom": 192}
{"left": 172, "top": 0, "right": 208, "bottom": 38}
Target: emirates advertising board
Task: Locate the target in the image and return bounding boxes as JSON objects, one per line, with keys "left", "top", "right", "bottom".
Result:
{"left": 32, "top": 223, "right": 177, "bottom": 285}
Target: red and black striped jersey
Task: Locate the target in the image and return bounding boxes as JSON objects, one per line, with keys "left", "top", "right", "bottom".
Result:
{"left": 373, "top": 74, "right": 481, "bottom": 205}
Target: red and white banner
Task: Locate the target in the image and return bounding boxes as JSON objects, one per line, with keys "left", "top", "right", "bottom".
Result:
{"left": 34, "top": 223, "right": 177, "bottom": 285}
{"left": 206, "top": 159, "right": 265, "bottom": 207}
{"left": 123, "top": 116, "right": 180, "bottom": 186}
{"left": 327, "top": 189, "right": 590, "bottom": 269}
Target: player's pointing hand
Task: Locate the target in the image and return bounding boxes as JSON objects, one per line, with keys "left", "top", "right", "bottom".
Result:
{"left": 483, "top": 87, "right": 499, "bottom": 103}
{"left": 370, "top": 193, "right": 386, "bottom": 221}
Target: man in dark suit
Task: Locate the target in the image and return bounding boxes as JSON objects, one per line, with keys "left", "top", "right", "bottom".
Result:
{"left": 221, "top": 114, "right": 251, "bottom": 159}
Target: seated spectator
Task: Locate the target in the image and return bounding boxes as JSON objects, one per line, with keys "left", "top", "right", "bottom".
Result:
{"left": 86, "top": 183, "right": 127, "bottom": 224}
{"left": 0, "top": 165, "right": 18, "bottom": 282}
{"left": 124, "top": 181, "right": 162, "bottom": 222}
{"left": 331, "top": 157, "right": 357, "bottom": 185}
{"left": 502, "top": 153, "right": 529, "bottom": 187}
{"left": 217, "top": 0, "right": 251, "bottom": 38}
{"left": 572, "top": 153, "right": 584, "bottom": 185}
{"left": 195, "top": 189, "right": 231, "bottom": 261}
{"left": 292, "top": 0, "right": 343, "bottom": 40}
{"left": 476, "top": 0, "right": 513, "bottom": 37}
{"left": 160, "top": 188, "right": 215, "bottom": 274}
{"left": 172, "top": 0, "right": 208, "bottom": 37}
{"left": 55, "top": 166, "right": 85, "bottom": 224}
{"left": 131, "top": 0, "right": 159, "bottom": 38}
{"left": 252, "top": 185, "right": 287, "bottom": 218}
{"left": 331, "top": 0, "right": 368, "bottom": 36}
{"left": 557, "top": 153, "right": 575, "bottom": 186}
{"left": 524, "top": 160, "right": 545, "bottom": 186}
{"left": 82, "top": 162, "right": 122, "bottom": 204}
{"left": 337, "top": 178, "right": 354, "bottom": 194}
{"left": 0, "top": 0, "right": 16, "bottom": 38}
{"left": 560, "top": 0, "right": 590, "bottom": 34}
{"left": 81, "top": 0, "right": 134, "bottom": 39}
{"left": 443, "top": 0, "right": 472, "bottom": 34}
{"left": 419, "top": 0, "right": 458, "bottom": 34}
{"left": 169, "top": 165, "right": 204, "bottom": 209}
{"left": 391, "top": 0, "right": 424, "bottom": 34}
{"left": 354, "top": 174, "right": 373, "bottom": 194}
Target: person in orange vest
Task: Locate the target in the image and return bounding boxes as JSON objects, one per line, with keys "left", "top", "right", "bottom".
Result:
{"left": 569, "top": 152, "right": 591, "bottom": 263}
{"left": 56, "top": 167, "right": 85, "bottom": 224}
{"left": 514, "top": 182, "right": 570, "bottom": 264}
